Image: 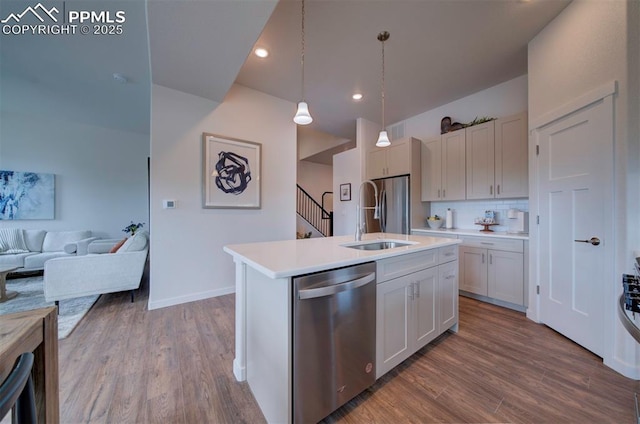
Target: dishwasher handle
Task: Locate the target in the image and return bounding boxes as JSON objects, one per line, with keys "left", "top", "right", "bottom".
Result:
{"left": 298, "top": 272, "right": 376, "bottom": 300}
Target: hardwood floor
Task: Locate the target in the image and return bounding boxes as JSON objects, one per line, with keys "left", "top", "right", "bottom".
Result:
{"left": 59, "top": 284, "right": 639, "bottom": 423}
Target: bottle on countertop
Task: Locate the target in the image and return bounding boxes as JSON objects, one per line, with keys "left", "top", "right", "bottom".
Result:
{"left": 446, "top": 208, "right": 453, "bottom": 229}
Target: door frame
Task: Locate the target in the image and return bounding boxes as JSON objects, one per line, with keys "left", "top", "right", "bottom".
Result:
{"left": 529, "top": 80, "right": 616, "bottom": 358}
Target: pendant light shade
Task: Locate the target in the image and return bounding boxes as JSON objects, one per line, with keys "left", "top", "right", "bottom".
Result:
{"left": 294, "top": 0, "right": 313, "bottom": 125}
{"left": 294, "top": 101, "right": 313, "bottom": 125}
{"left": 376, "top": 130, "right": 390, "bottom": 147}
{"left": 376, "top": 31, "right": 390, "bottom": 147}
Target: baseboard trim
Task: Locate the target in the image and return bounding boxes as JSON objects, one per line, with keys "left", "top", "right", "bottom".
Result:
{"left": 147, "top": 285, "right": 235, "bottom": 310}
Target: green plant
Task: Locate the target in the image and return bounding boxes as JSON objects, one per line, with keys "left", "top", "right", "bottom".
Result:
{"left": 123, "top": 221, "right": 145, "bottom": 235}
{"left": 463, "top": 116, "right": 496, "bottom": 128}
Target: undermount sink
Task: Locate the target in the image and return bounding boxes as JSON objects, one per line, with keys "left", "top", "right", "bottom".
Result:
{"left": 341, "top": 240, "right": 416, "bottom": 251}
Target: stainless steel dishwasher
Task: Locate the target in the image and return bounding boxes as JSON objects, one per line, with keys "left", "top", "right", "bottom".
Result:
{"left": 293, "top": 261, "right": 377, "bottom": 424}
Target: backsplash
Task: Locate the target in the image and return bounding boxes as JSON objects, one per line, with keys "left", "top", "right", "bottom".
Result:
{"left": 427, "top": 199, "right": 529, "bottom": 232}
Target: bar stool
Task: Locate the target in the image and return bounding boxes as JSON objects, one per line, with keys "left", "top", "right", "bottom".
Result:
{"left": 0, "top": 352, "right": 37, "bottom": 424}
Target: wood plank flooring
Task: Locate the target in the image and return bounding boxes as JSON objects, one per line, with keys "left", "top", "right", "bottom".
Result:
{"left": 58, "top": 282, "right": 639, "bottom": 423}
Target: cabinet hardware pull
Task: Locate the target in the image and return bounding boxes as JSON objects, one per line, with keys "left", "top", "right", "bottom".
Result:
{"left": 443, "top": 189, "right": 446, "bottom": 198}
{"left": 489, "top": 254, "right": 492, "bottom": 265}
{"left": 482, "top": 253, "right": 485, "bottom": 263}
{"left": 444, "top": 252, "right": 453, "bottom": 256}
{"left": 437, "top": 189, "right": 440, "bottom": 198}
{"left": 490, "top": 185, "right": 493, "bottom": 195}
{"left": 480, "top": 242, "right": 494, "bottom": 245}
{"left": 446, "top": 275, "right": 454, "bottom": 280}
{"left": 497, "top": 185, "right": 500, "bottom": 195}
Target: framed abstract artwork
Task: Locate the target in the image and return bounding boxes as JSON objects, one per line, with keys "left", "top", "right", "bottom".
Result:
{"left": 202, "top": 133, "right": 261, "bottom": 209}
{"left": 0, "top": 170, "right": 55, "bottom": 220}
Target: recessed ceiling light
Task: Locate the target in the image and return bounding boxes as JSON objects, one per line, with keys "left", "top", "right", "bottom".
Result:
{"left": 254, "top": 48, "right": 269, "bottom": 58}
{"left": 352, "top": 93, "right": 363, "bottom": 101}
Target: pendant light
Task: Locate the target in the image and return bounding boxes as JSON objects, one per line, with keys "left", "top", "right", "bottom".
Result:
{"left": 376, "top": 31, "right": 390, "bottom": 147}
{"left": 293, "top": 0, "right": 313, "bottom": 125}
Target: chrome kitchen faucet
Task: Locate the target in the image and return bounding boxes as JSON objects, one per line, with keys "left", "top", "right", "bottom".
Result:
{"left": 355, "top": 180, "right": 380, "bottom": 241}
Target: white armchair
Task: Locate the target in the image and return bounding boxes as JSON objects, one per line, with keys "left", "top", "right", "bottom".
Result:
{"left": 44, "top": 232, "right": 148, "bottom": 303}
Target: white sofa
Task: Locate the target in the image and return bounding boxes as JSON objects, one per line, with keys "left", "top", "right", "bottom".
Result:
{"left": 44, "top": 231, "right": 149, "bottom": 303}
{"left": 0, "top": 229, "right": 96, "bottom": 272}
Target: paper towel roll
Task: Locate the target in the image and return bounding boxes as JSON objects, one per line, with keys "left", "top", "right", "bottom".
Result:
{"left": 507, "top": 208, "right": 518, "bottom": 219}
{"left": 446, "top": 208, "right": 453, "bottom": 229}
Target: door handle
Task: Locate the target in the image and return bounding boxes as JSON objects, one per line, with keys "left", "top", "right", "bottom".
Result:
{"left": 574, "top": 237, "right": 601, "bottom": 246}
{"left": 298, "top": 272, "right": 376, "bottom": 300}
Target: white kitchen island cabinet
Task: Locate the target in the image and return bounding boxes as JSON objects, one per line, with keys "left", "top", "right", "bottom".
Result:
{"left": 224, "top": 233, "right": 460, "bottom": 424}
{"left": 376, "top": 248, "right": 459, "bottom": 378}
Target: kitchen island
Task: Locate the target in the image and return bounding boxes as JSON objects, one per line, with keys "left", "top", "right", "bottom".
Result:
{"left": 224, "top": 232, "right": 460, "bottom": 423}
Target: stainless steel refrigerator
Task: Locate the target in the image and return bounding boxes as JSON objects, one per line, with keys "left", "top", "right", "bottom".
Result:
{"left": 363, "top": 175, "right": 410, "bottom": 234}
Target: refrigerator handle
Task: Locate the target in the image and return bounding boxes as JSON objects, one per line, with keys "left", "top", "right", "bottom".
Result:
{"left": 380, "top": 189, "right": 387, "bottom": 232}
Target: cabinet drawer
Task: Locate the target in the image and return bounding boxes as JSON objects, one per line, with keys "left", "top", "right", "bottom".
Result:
{"left": 411, "top": 230, "right": 458, "bottom": 240}
{"left": 377, "top": 250, "right": 438, "bottom": 283}
{"left": 458, "top": 236, "right": 523, "bottom": 253}
{"left": 438, "top": 245, "right": 458, "bottom": 264}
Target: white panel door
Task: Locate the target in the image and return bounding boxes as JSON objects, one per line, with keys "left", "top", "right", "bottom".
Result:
{"left": 376, "top": 276, "right": 411, "bottom": 377}
{"left": 459, "top": 246, "right": 487, "bottom": 295}
{"left": 414, "top": 267, "right": 438, "bottom": 350}
{"left": 487, "top": 250, "right": 524, "bottom": 305}
{"left": 441, "top": 131, "right": 466, "bottom": 200}
{"left": 439, "top": 261, "right": 458, "bottom": 332}
{"left": 421, "top": 137, "right": 442, "bottom": 201}
{"left": 537, "top": 98, "right": 613, "bottom": 357}
{"left": 465, "top": 121, "right": 495, "bottom": 199}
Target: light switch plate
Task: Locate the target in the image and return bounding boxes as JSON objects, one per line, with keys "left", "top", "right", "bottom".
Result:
{"left": 163, "top": 199, "right": 176, "bottom": 209}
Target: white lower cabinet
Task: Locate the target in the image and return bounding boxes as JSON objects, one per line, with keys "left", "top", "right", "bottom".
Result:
{"left": 376, "top": 247, "right": 459, "bottom": 378}
{"left": 439, "top": 260, "right": 459, "bottom": 331}
{"left": 459, "top": 236, "right": 524, "bottom": 307}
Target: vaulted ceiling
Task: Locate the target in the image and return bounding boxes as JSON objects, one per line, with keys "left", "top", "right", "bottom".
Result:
{"left": 1, "top": 0, "right": 571, "bottom": 142}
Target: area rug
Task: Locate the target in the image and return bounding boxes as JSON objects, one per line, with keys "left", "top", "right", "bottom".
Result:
{"left": 0, "top": 276, "right": 99, "bottom": 339}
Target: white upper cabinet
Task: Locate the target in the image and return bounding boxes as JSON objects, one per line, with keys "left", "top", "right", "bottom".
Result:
{"left": 465, "top": 121, "right": 495, "bottom": 199}
{"left": 367, "top": 137, "right": 420, "bottom": 180}
{"left": 421, "top": 132, "right": 466, "bottom": 201}
{"left": 466, "top": 113, "right": 528, "bottom": 200}
{"left": 421, "top": 136, "right": 442, "bottom": 201}
{"left": 494, "top": 112, "right": 528, "bottom": 198}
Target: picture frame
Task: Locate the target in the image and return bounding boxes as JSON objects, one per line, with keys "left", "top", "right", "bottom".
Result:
{"left": 0, "top": 170, "right": 55, "bottom": 220}
{"left": 202, "top": 133, "right": 261, "bottom": 209}
{"left": 340, "top": 183, "right": 351, "bottom": 201}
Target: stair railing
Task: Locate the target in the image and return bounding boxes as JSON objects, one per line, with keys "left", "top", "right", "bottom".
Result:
{"left": 297, "top": 185, "right": 333, "bottom": 237}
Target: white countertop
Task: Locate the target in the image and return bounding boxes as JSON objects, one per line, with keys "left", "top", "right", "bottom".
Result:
{"left": 411, "top": 227, "right": 529, "bottom": 240}
{"left": 224, "top": 232, "right": 461, "bottom": 279}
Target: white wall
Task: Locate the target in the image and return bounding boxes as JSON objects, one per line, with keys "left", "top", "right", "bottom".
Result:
{"left": 333, "top": 118, "right": 378, "bottom": 236}
{"left": 297, "top": 160, "right": 333, "bottom": 209}
{"left": 528, "top": 0, "right": 639, "bottom": 379}
{"left": 0, "top": 110, "right": 149, "bottom": 238}
{"left": 400, "top": 75, "right": 528, "bottom": 140}
{"left": 149, "top": 84, "right": 296, "bottom": 309}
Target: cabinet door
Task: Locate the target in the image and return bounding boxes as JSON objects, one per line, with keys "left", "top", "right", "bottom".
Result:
{"left": 488, "top": 250, "right": 524, "bottom": 305}
{"left": 386, "top": 139, "right": 410, "bottom": 177}
{"left": 413, "top": 268, "right": 438, "bottom": 350}
{"left": 439, "top": 260, "right": 459, "bottom": 333}
{"left": 459, "top": 246, "right": 488, "bottom": 295}
{"left": 421, "top": 137, "right": 442, "bottom": 201}
{"left": 441, "top": 131, "right": 466, "bottom": 200}
{"left": 465, "top": 121, "right": 495, "bottom": 199}
{"left": 495, "top": 112, "right": 528, "bottom": 198}
{"left": 367, "top": 148, "right": 388, "bottom": 180}
{"left": 376, "top": 276, "right": 412, "bottom": 378}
